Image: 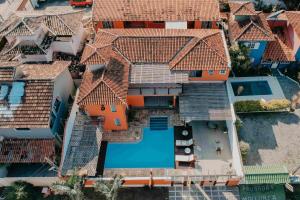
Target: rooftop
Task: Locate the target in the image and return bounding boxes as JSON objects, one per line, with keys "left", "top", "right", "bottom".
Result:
{"left": 0, "top": 138, "right": 55, "bottom": 163}
{"left": 228, "top": 1, "right": 256, "bottom": 16}
{"left": 79, "top": 29, "right": 229, "bottom": 106}
{"left": 228, "top": 7, "right": 274, "bottom": 42}
{"left": 92, "top": 0, "right": 220, "bottom": 22}
{"left": 0, "top": 11, "right": 83, "bottom": 37}
{"left": 61, "top": 112, "right": 103, "bottom": 176}
{"left": 0, "top": 61, "right": 70, "bottom": 128}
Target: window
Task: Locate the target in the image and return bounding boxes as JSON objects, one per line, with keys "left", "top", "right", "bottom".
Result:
{"left": 110, "top": 105, "right": 116, "bottom": 112}
{"left": 219, "top": 70, "right": 226, "bottom": 75}
{"left": 250, "top": 58, "right": 255, "bottom": 63}
{"left": 201, "top": 21, "right": 212, "bottom": 29}
{"left": 114, "top": 118, "right": 121, "bottom": 126}
{"left": 208, "top": 70, "right": 214, "bottom": 75}
{"left": 102, "top": 21, "right": 113, "bottom": 28}
{"left": 53, "top": 98, "right": 61, "bottom": 113}
{"left": 244, "top": 42, "right": 260, "bottom": 49}
{"left": 189, "top": 70, "right": 202, "bottom": 78}
{"left": 14, "top": 128, "right": 30, "bottom": 131}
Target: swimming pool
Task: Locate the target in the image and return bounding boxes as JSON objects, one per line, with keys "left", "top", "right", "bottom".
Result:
{"left": 231, "top": 81, "right": 272, "bottom": 96}
{"left": 104, "top": 127, "right": 174, "bottom": 168}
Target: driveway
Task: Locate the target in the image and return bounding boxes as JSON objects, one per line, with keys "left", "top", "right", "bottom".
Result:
{"left": 238, "top": 109, "right": 300, "bottom": 175}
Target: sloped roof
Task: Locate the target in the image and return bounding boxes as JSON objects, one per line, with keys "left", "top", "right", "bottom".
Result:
{"left": 0, "top": 11, "right": 83, "bottom": 37}
{"left": 263, "top": 35, "right": 295, "bottom": 62}
{"left": 0, "top": 138, "right": 55, "bottom": 163}
{"left": 284, "top": 11, "right": 300, "bottom": 38}
{"left": 0, "top": 67, "right": 15, "bottom": 81}
{"left": 244, "top": 165, "right": 290, "bottom": 184}
{"left": 61, "top": 112, "right": 102, "bottom": 176}
{"left": 229, "top": 1, "right": 256, "bottom": 16}
{"left": 79, "top": 29, "right": 230, "bottom": 106}
{"left": 93, "top": 0, "right": 220, "bottom": 22}
{"left": 0, "top": 61, "right": 69, "bottom": 128}
{"left": 229, "top": 12, "right": 274, "bottom": 41}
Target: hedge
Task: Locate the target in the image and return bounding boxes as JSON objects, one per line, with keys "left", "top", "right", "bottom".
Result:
{"left": 234, "top": 99, "right": 291, "bottom": 112}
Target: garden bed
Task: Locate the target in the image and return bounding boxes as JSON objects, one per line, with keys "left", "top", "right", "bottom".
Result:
{"left": 234, "top": 99, "right": 291, "bottom": 113}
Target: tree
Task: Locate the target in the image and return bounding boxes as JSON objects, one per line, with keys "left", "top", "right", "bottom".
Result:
{"left": 3, "top": 181, "right": 40, "bottom": 200}
{"left": 229, "top": 44, "right": 252, "bottom": 76}
{"left": 50, "top": 172, "right": 84, "bottom": 200}
{"left": 94, "top": 175, "right": 123, "bottom": 200}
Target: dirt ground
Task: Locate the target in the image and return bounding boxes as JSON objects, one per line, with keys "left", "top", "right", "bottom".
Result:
{"left": 238, "top": 109, "right": 300, "bottom": 174}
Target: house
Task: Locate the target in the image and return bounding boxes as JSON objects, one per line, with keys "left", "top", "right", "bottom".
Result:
{"left": 92, "top": 0, "right": 220, "bottom": 30}
{"left": 0, "top": 61, "right": 74, "bottom": 186}
{"left": 228, "top": 1, "right": 274, "bottom": 66}
{"left": 0, "top": 61, "right": 74, "bottom": 139}
{"left": 266, "top": 10, "right": 300, "bottom": 67}
{"left": 61, "top": 29, "right": 243, "bottom": 186}
{"left": 0, "top": 11, "right": 86, "bottom": 63}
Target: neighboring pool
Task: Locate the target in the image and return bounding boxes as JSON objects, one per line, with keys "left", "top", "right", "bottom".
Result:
{"left": 231, "top": 81, "right": 272, "bottom": 96}
{"left": 104, "top": 127, "right": 175, "bottom": 168}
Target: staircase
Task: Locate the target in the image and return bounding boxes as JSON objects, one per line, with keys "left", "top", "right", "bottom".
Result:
{"left": 149, "top": 117, "right": 168, "bottom": 131}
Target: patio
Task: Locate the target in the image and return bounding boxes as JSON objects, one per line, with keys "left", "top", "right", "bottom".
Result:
{"left": 190, "top": 121, "right": 234, "bottom": 175}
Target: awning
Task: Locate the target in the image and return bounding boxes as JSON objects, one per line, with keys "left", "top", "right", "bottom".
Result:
{"left": 179, "top": 83, "right": 232, "bottom": 121}
{"left": 244, "top": 165, "right": 290, "bottom": 184}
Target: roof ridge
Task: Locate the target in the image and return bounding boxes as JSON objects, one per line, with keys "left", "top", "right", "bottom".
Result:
{"left": 234, "top": 21, "right": 253, "bottom": 41}
{"left": 21, "top": 17, "right": 34, "bottom": 34}
{"left": 55, "top": 14, "right": 75, "bottom": 34}
{"left": 235, "top": 20, "right": 271, "bottom": 41}
{"left": 201, "top": 33, "right": 228, "bottom": 63}
{"left": 233, "top": 1, "right": 255, "bottom": 15}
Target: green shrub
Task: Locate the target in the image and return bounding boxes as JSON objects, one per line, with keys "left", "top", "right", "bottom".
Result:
{"left": 239, "top": 141, "right": 250, "bottom": 163}
{"left": 234, "top": 99, "right": 291, "bottom": 112}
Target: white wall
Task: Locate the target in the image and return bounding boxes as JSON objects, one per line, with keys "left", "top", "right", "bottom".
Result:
{"left": 0, "top": 128, "right": 53, "bottom": 138}
{"left": 53, "top": 68, "right": 74, "bottom": 106}
{"left": 226, "top": 81, "right": 244, "bottom": 177}
{"left": 165, "top": 21, "right": 187, "bottom": 29}
{"left": 0, "top": 176, "right": 59, "bottom": 187}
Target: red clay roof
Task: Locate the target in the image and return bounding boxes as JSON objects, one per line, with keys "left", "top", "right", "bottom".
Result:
{"left": 92, "top": 0, "right": 220, "bottom": 22}
{"left": 79, "top": 29, "right": 229, "bottom": 106}
{"left": 0, "top": 138, "right": 55, "bottom": 163}
{"left": 229, "top": 12, "right": 274, "bottom": 41}
{"left": 229, "top": 1, "right": 256, "bottom": 16}
{"left": 263, "top": 35, "right": 295, "bottom": 62}
{"left": 285, "top": 11, "right": 300, "bottom": 38}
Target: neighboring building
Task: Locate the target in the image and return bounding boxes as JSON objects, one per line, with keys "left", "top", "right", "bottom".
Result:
{"left": 0, "top": 11, "right": 86, "bottom": 63}
{"left": 61, "top": 29, "right": 243, "bottom": 186}
{"left": 0, "top": 61, "right": 74, "bottom": 139}
{"left": 92, "top": 0, "right": 221, "bottom": 30}
{"left": 0, "top": 61, "right": 73, "bottom": 186}
{"left": 266, "top": 10, "right": 300, "bottom": 67}
{"left": 228, "top": 1, "right": 274, "bottom": 66}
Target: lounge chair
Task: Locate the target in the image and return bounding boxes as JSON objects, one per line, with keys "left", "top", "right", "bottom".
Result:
{"left": 176, "top": 139, "right": 193, "bottom": 146}
{"left": 175, "top": 155, "right": 195, "bottom": 162}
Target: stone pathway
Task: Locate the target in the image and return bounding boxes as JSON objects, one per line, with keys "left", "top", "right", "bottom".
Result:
{"left": 272, "top": 69, "right": 300, "bottom": 101}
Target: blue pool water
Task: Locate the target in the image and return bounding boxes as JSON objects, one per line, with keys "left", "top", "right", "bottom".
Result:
{"left": 231, "top": 81, "right": 272, "bottom": 96}
{"left": 104, "top": 127, "right": 174, "bottom": 168}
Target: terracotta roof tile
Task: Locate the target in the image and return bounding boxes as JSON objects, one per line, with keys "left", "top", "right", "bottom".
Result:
{"left": 79, "top": 29, "right": 229, "bottom": 105}
{"left": 0, "top": 67, "right": 15, "bottom": 81}
{"left": 229, "top": 1, "right": 256, "bottom": 16}
{"left": 263, "top": 35, "right": 295, "bottom": 62}
{"left": 229, "top": 12, "right": 274, "bottom": 41}
{"left": 0, "top": 138, "right": 55, "bottom": 163}
{"left": 93, "top": 0, "right": 220, "bottom": 22}
{"left": 0, "top": 80, "right": 53, "bottom": 128}
{"left": 284, "top": 11, "right": 300, "bottom": 38}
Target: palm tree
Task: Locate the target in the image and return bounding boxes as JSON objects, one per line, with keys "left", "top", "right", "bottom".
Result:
{"left": 50, "top": 172, "right": 84, "bottom": 200}
{"left": 3, "top": 181, "right": 38, "bottom": 200}
{"left": 94, "top": 175, "right": 123, "bottom": 200}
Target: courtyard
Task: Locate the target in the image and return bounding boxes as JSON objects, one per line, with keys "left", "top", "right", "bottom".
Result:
{"left": 238, "top": 109, "right": 300, "bottom": 175}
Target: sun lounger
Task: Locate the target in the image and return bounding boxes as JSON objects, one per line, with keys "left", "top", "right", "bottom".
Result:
{"left": 175, "top": 155, "right": 195, "bottom": 162}
{"left": 176, "top": 139, "right": 193, "bottom": 146}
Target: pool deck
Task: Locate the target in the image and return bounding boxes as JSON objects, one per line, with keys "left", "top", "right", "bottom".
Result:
{"left": 102, "top": 109, "right": 184, "bottom": 142}
{"left": 102, "top": 121, "right": 235, "bottom": 178}
{"left": 227, "top": 76, "right": 285, "bottom": 102}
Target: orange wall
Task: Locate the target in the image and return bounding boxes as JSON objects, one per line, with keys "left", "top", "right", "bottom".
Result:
{"left": 189, "top": 70, "right": 229, "bottom": 81}
{"left": 84, "top": 104, "right": 128, "bottom": 131}
{"left": 113, "top": 21, "right": 124, "bottom": 28}
{"left": 127, "top": 95, "right": 145, "bottom": 107}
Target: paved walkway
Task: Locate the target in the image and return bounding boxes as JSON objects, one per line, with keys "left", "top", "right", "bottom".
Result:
{"left": 169, "top": 186, "right": 240, "bottom": 200}
{"left": 272, "top": 69, "right": 300, "bottom": 101}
